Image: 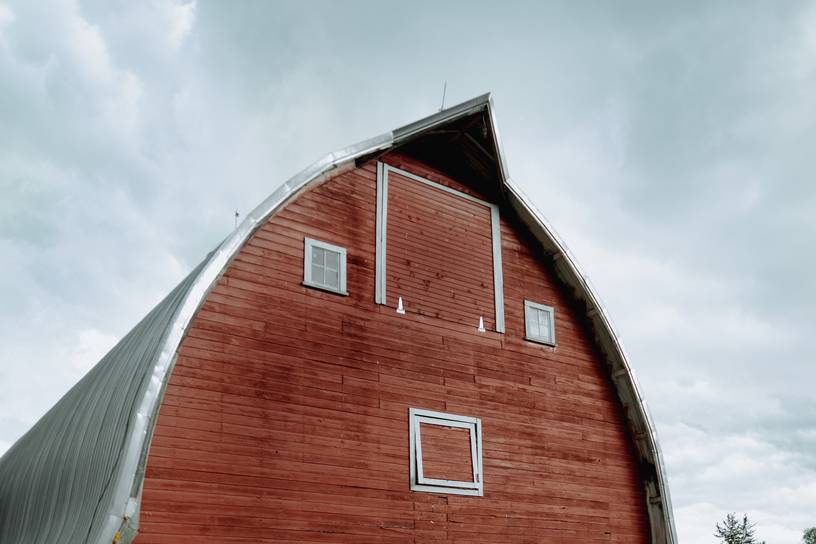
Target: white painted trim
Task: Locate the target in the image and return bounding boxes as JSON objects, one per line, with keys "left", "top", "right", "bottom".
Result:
{"left": 409, "top": 407, "right": 484, "bottom": 496}
{"left": 303, "top": 237, "right": 348, "bottom": 295}
{"left": 411, "top": 407, "right": 480, "bottom": 425}
{"left": 385, "top": 164, "right": 494, "bottom": 208}
{"left": 375, "top": 162, "right": 388, "bottom": 304}
{"left": 490, "top": 205, "right": 505, "bottom": 332}
{"left": 376, "top": 162, "right": 505, "bottom": 332}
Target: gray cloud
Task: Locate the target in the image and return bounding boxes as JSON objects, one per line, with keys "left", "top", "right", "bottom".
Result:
{"left": 0, "top": 1, "right": 813, "bottom": 542}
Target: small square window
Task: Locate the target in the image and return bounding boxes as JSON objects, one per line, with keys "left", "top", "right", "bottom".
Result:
{"left": 303, "top": 237, "right": 347, "bottom": 295}
{"left": 524, "top": 300, "right": 555, "bottom": 345}
{"left": 409, "top": 408, "right": 483, "bottom": 496}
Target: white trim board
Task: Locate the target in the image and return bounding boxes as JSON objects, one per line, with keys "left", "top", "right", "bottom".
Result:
{"left": 375, "top": 162, "right": 505, "bottom": 333}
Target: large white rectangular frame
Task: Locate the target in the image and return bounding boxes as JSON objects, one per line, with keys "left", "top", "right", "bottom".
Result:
{"left": 375, "top": 162, "right": 505, "bottom": 332}
{"left": 409, "top": 407, "right": 484, "bottom": 497}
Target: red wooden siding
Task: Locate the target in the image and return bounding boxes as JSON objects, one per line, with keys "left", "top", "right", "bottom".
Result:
{"left": 419, "top": 423, "right": 474, "bottom": 483}
{"left": 386, "top": 168, "right": 496, "bottom": 330}
{"left": 136, "top": 154, "right": 650, "bottom": 543}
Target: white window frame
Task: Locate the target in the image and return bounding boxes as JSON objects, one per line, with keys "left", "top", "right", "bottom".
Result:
{"left": 375, "top": 162, "right": 505, "bottom": 332}
{"left": 303, "top": 237, "right": 348, "bottom": 295}
{"left": 524, "top": 299, "right": 556, "bottom": 346}
{"left": 409, "top": 408, "right": 484, "bottom": 496}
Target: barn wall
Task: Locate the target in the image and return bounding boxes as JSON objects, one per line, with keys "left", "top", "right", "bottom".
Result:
{"left": 135, "top": 154, "right": 650, "bottom": 543}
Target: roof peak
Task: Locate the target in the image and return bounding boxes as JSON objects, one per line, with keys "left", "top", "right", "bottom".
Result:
{"left": 383, "top": 92, "right": 509, "bottom": 191}
{"left": 392, "top": 92, "right": 492, "bottom": 140}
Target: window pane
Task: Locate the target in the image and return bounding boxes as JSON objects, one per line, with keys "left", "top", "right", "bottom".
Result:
{"left": 539, "top": 310, "right": 552, "bottom": 342}
{"left": 324, "top": 267, "right": 339, "bottom": 289}
{"left": 526, "top": 308, "right": 540, "bottom": 338}
{"left": 311, "top": 262, "right": 325, "bottom": 284}
{"left": 311, "top": 246, "right": 325, "bottom": 266}
{"left": 324, "top": 249, "right": 340, "bottom": 272}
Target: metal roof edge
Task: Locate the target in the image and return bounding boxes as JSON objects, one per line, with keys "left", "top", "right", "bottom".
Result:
{"left": 486, "top": 95, "right": 675, "bottom": 541}
{"left": 392, "top": 92, "right": 492, "bottom": 143}
{"left": 98, "top": 131, "right": 395, "bottom": 544}
{"left": 502, "top": 176, "right": 678, "bottom": 543}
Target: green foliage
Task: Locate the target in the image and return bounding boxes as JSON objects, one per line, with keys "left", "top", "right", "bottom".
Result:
{"left": 803, "top": 527, "right": 816, "bottom": 544}
{"left": 715, "top": 513, "right": 759, "bottom": 544}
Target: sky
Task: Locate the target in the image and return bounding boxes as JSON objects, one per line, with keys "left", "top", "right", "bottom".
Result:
{"left": 0, "top": 1, "right": 814, "bottom": 542}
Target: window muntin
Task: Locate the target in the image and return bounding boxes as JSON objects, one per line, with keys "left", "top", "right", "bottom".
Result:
{"left": 524, "top": 300, "right": 555, "bottom": 345}
{"left": 303, "top": 237, "right": 347, "bottom": 295}
{"left": 409, "top": 408, "right": 484, "bottom": 496}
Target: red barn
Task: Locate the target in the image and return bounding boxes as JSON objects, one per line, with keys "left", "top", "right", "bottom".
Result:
{"left": 0, "top": 94, "right": 676, "bottom": 543}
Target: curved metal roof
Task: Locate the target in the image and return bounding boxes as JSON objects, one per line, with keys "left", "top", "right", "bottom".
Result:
{"left": 0, "top": 256, "right": 212, "bottom": 544}
{"left": 0, "top": 94, "right": 676, "bottom": 543}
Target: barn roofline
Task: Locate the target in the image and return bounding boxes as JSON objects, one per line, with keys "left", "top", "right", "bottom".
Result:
{"left": 9, "top": 94, "right": 676, "bottom": 543}
{"left": 97, "top": 93, "right": 677, "bottom": 543}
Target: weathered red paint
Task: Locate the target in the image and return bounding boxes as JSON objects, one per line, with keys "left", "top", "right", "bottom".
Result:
{"left": 135, "top": 154, "right": 650, "bottom": 543}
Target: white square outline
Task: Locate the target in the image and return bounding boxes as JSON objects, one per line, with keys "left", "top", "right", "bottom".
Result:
{"left": 409, "top": 408, "right": 484, "bottom": 496}
{"left": 524, "top": 299, "right": 556, "bottom": 346}
{"left": 303, "top": 237, "right": 348, "bottom": 295}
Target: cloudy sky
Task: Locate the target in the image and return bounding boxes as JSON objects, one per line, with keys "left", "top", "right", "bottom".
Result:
{"left": 0, "top": 1, "right": 814, "bottom": 542}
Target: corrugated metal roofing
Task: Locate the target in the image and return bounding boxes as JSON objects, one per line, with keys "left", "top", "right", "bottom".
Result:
{"left": 0, "top": 94, "right": 677, "bottom": 543}
{"left": 0, "top": 255, "right": 212, "bottom": 544}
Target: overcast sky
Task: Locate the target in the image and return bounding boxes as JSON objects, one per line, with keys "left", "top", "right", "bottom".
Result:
{"left": 1, "top": 1, "right": 814, "bottom": 542}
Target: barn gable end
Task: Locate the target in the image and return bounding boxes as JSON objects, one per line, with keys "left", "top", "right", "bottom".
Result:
{"left": 0, "top": 94, "right": 676, "bottom": 544}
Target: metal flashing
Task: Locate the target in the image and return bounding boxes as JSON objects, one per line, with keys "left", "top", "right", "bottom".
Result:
{"left": 392, "top": 93, "right": 491, "bottom": 143}
{"left": 93, "top": 131, "right": 396, "bottom": 544}
{"left": 0, "top": 256, "right": 213, "bottom": 544}
{"left": 503, "top": 178, "right": 677, "bottom": 543}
